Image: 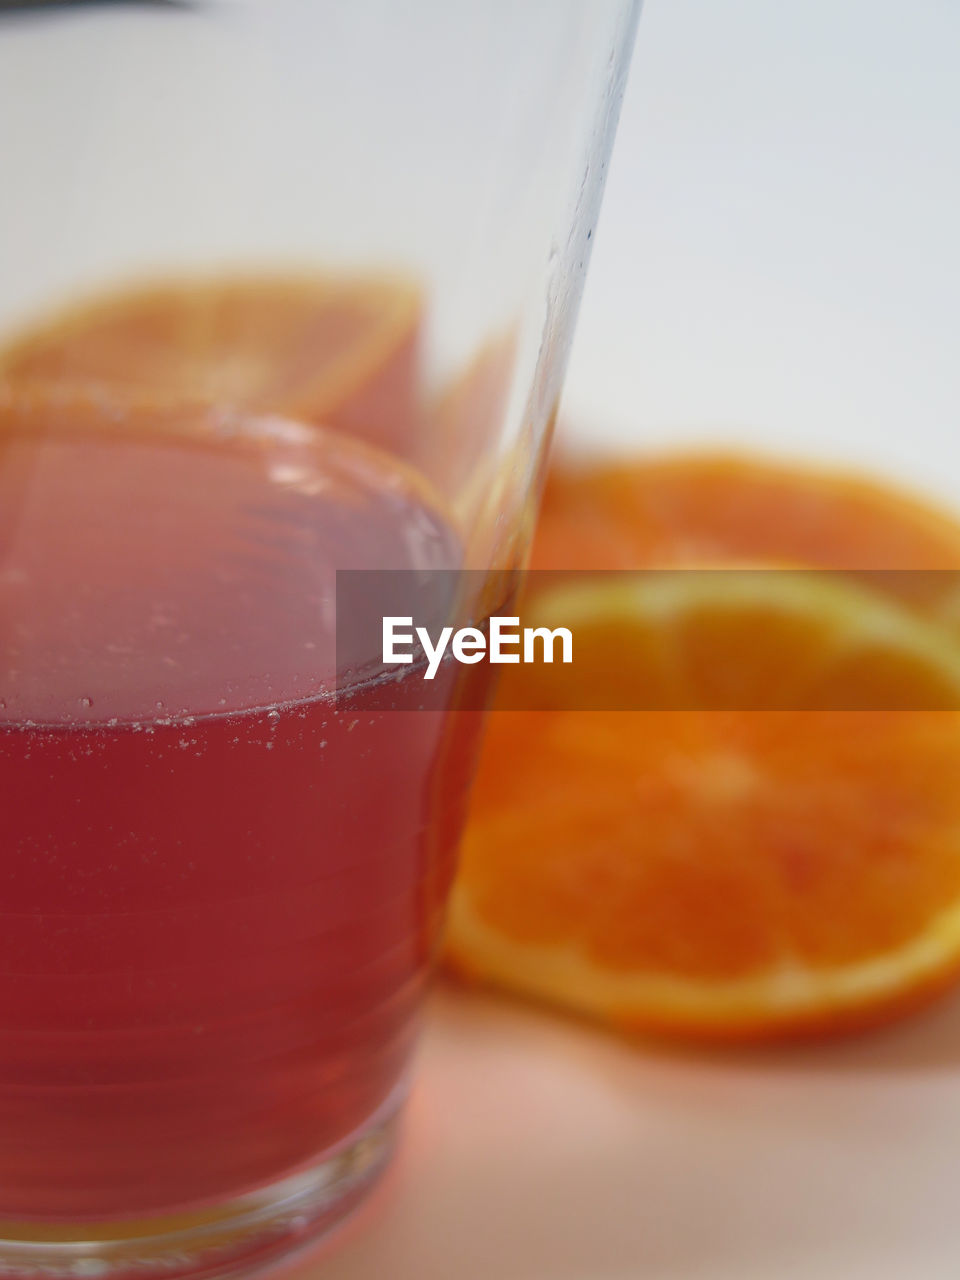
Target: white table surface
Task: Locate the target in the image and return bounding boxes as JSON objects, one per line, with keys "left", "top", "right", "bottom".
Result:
{"left": 307, "top": 2, "right": 960, "bottom": 1277}
{"left": 307, "top": 984, "right": 960, "bottom": 1280}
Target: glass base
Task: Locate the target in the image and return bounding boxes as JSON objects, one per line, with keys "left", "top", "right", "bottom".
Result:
{"left": 0, "top": 1100, "right": 400, "bottom": 1280}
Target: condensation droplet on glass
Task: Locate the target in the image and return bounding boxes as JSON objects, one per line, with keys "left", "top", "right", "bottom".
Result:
{"left": 79, "top": 696, "right": 93, "bottom": 710}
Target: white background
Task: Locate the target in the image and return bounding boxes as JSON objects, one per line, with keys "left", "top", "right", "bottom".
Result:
{"left": 562, "top": 0, "right": 960, "bottom": 503}
{"left": 323, "top": 3, "right": 960, "bottom": 1278}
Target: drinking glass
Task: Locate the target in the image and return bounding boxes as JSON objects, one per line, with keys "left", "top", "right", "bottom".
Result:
{"left": 0, "top": 2, "right": 639, "bottom": 1277}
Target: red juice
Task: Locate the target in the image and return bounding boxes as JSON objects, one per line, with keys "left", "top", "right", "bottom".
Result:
{"left": 0, "top": 394, "right": 479, "bottom": 1219}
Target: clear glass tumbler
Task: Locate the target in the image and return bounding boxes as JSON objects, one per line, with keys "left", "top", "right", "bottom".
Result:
{"left": 0, "top": 2, "right": 639, "bottom": 1277}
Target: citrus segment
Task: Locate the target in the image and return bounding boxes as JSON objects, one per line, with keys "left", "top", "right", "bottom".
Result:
{"left": 516, "top": 572, "right": 960, "bottom": 711}
{"left": 533, "top": 453, "right": 960, "bottom": 572}
{"left": 448, "top": 703, "right": 960, "bottom": 1037}
{"left": 0, "top": 275, "right": 421, "bottom": 456}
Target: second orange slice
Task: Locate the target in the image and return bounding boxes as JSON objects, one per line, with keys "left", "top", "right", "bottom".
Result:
{"left": 0, "top": 274, "right": 421, "bottom": 456}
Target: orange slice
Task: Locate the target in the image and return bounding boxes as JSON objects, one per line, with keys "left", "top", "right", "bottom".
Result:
{"left": 533, "top": 452, "right": 960, "bottom": 572}
{"left": 447, "top": 570, "right": 960, "bottom": 1040}
{"left": 0, "top": 274, "right": 421, "bottom": 456}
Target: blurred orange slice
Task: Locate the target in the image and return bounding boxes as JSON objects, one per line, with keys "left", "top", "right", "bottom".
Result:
{"left": 533, "top": 452, "right": 960, "bottom": 572}
{"left": 0, "top": 275, "right": 420, "bottom": 456}
{"left": 506, "top": 571, "right": 960, "bottom": 712}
